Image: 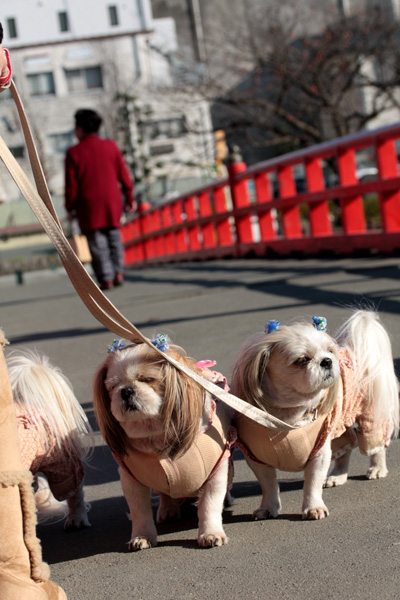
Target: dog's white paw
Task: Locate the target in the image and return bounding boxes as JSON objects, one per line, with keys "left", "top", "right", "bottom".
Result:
{"left": 366, "top": 448, "right": 388, "bottom": 480}
{"left": 302, "top": 505, "right": 329, "bottom": 520}
{"left": 366, "top": 466, "right": 388, "bottom": 480}
{"left": 64, "top": 508, "right": 91, "bottom": 530}
{"left": 252, "top": 506, "right": 279, "bottom": 520}
{"left": 128, "top": 536, "right": 156, "bottom": 551}
{"left": 324, "top": 473, "right": 348, "bottom": 488}
{"left": 198, "top": 531, "right": 228, "bottom": 548}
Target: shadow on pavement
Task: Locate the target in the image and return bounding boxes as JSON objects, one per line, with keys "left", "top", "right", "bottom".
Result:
{"left": 5, "top": 259, "right": 400, "bottom": 346}
{"left": 38, "top": 466, "right": 310, "bottom": 565}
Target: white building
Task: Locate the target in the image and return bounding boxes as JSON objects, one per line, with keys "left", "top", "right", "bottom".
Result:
{"left": 0, "top": 0, "right": 214, "bottom": 214}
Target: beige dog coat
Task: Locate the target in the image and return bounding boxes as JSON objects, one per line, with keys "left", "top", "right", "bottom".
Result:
{"left": 116, "top": 399, "right": 236, "bottom": 497}
{"left": 236, "top": 350, "right": 391, "bottom": 472}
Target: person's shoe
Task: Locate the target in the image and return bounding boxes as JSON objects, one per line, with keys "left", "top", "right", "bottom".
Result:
{"left": 99, "top": 279, "right": 114, "bottom": 290}
{"left": 114, "top": 272, "right": 124, "bottom": 287}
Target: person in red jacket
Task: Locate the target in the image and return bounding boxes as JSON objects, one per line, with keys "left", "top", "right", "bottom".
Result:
{"left": 65, "top": 109, "right": 136, "bottom": 290}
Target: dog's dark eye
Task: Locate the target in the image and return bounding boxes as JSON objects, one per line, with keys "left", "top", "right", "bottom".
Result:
{"left": 105, "top": 379, "right": 117, "bottom": 391}
{"left": 294, "top": 356, "right": 310, "bottom": 367}
{"left": 138, "top": 377, "right": 155, "bottom": 383}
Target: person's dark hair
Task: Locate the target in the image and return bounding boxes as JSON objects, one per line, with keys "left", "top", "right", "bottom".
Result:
{"left": 74, "top": 109, "right": 102, "bottom": 134}
{"left": 0, "top": 23, "right": 4, "bottom": 44}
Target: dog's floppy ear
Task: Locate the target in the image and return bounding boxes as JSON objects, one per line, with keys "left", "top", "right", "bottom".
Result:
{"left": 231, "top": 332, "right": 273, "bottom": 408}
{"left": 319, "top": 342, "right": 340, "bottom": 416}
{"left": 93, "top": 355, "right": 130, "bottom": 458}
{"left": 160, "top": 347, "right": 204, "bottom": 460}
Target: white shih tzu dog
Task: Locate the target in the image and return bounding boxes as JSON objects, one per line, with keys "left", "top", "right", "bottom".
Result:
{"left": 6, "top": 348, "right": 93, "bottom": 529}
{"left": 93, "top": 335, "right": 235, "bottom": 551}
{"left": 231, "top": 310, "right": 399, "bottom": 521}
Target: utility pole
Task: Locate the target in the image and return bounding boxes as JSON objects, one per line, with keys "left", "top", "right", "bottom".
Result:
{"left": 187, "top": 0, "right": 207, "bottom": 64}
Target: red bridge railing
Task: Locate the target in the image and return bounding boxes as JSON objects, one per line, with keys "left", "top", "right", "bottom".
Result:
{"left": 121, "top": 123, "right": 400, "bottom": 266}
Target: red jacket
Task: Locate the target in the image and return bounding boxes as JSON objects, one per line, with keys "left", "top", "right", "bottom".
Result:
{"left": 65, "top": 134, "right": 134, "bottom": 234}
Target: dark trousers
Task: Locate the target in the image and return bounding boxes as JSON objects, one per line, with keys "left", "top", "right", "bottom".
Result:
{"left": 86, "top": 227, "right": 124, "bottom": 283}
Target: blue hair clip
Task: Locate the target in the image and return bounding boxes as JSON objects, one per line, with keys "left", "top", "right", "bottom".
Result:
{"left": 151, "top": 333, "right": 170, "bottom": 352}
{"left": 312, "top": 316, "right": 327, "bottom": 331}
{"left": 107, "top": 339, "right": 125, "bottom": 354}
{"left": 265, "top": 320, "right": 280, "bottom": 334}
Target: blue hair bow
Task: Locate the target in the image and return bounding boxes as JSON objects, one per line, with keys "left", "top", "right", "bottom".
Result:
{"left": 312, "top": 316, "right": 327, "bottom": 331}
{"left": 107, "top": 339, "right": 126, "bottom": 354}
{"left": 151, "top": 333, "right": 170, "bottom": 352}
{"left": 265, "top": 320, "right": 280, "bottom": 334}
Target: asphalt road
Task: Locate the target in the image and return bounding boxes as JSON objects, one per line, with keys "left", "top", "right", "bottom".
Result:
{"left": 1, "top": 256, "right": 400, "bottom": 600}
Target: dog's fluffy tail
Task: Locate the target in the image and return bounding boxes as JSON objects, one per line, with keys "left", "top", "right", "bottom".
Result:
{"left": 335, "top": 309, "right": 399, "bottom": 439}
{"left": 34, "top": 473, "right": 68, "bottom": 524}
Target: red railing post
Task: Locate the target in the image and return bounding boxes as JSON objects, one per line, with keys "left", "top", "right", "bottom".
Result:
{"left": 376, "top": 139, "right": 400, "bottom": 232}
{"left": 141, "top": 208, "right": 156, "bottom": 259}
{"left": 151, "top": 209, "right": 165, "bottom": 257}
{"left": 228, "top": 160, "right": 254, "bottom": 244}
{"left": 213, "top": 185, "right": 234, "bottom": 246}
{"left": 254, "top": 172, "right": 277, "bottom": 240}
{"left": 305, "top": 158, "right": 332, "bottom": 236}
{"left": 122, "top": 221, "right": 138, "bottom": 265}
{"left": 123, "top": 215, "right": 146, "bottom": 265}
{"left": 337, "top": 149, "right": 366, "bottom": 233}
{"left": 184, "top": 196, "right": 202, "bottom": 251}
{"left": 278, "top": 165, "right": 303, "bottom": 238}
{"left": 171, "top": 200, "right": 188, "bottom": 254}
{"left": 161, "top": 204, "right": 175, "bottom": 255}
{"left": 198, "top": 191, "right": 217, "bottom": 248}
{"left": 120, "top": 221, "right": 133, "bottom": 245}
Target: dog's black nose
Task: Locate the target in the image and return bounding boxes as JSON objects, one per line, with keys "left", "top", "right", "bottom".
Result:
{"left": 320, "top": 357, "right": 332, "bottom": 369}
{"left": 121, "top": 387, "right": 137, "bottom": 411}
{"left": 121, "top": 387, "right": 134, "bottom": 402}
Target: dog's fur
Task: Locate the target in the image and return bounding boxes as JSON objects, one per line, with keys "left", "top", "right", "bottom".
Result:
{"left": 93, "top": 341, "right": 232, "bottom": 550}
{"left": 231, "top": 310, "right": 399, "bottom": 521}
{"left": 6, "top": 349, "right": 93, "bottom": 529}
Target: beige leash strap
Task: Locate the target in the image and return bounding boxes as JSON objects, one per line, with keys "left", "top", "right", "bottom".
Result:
{"left": 0, "top": 80, "right": 298, "bottom": 432}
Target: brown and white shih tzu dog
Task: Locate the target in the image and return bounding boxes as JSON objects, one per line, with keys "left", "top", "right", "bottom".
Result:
{"left": 231, "top": 310, "right": 399, "bottom": 521}
{"left": 6, "top": 348, "right": 93, "bottom": 529}
{"left": 93, "top": 335, "right": 235, "bottom": 551}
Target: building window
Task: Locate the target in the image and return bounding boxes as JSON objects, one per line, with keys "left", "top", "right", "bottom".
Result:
{"left": 25, "top": 56, "right": 51, "bottom": 69}
{"left": 144, "top": 117, "right": 188, "bottom": 140}
{"left": 7, "top": 18, "right": 18, "bottom": 39}
{"left": 9, "top": 146, "right": 25, "bottom": 159}
{"left": 65, "top": 66, "right": 103, "bottom": 92}
{"left": 108, "top": 5, "right": 119, "bottom": 26}
{"left": 49, "top": 131, "right": 75, "bottom": 154}
{"left": 58, "top": 12, "right": 70, "bottom": 33}
{"left": 27, "top": 72, "right": 56, "bottom": 96}
{"left": 149, "top": 143, "right": 175, "bottom": 156}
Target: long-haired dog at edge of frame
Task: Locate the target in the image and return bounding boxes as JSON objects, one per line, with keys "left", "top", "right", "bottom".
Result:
{"left": 93, "top": 335, "right": 236, "bottom": 551}
{"left": 230, "top": 309, "right": 399, "bottom": 521}
{"left": 6, "top": 348, "right": 93, "bottom": 529}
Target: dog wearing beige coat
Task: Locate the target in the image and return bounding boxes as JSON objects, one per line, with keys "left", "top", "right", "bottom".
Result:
{"left": 231, "top": 310, "right": 399, "bottom": 521}
{"left": 93, "top": 335, "right": 236, "bottom": 550}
